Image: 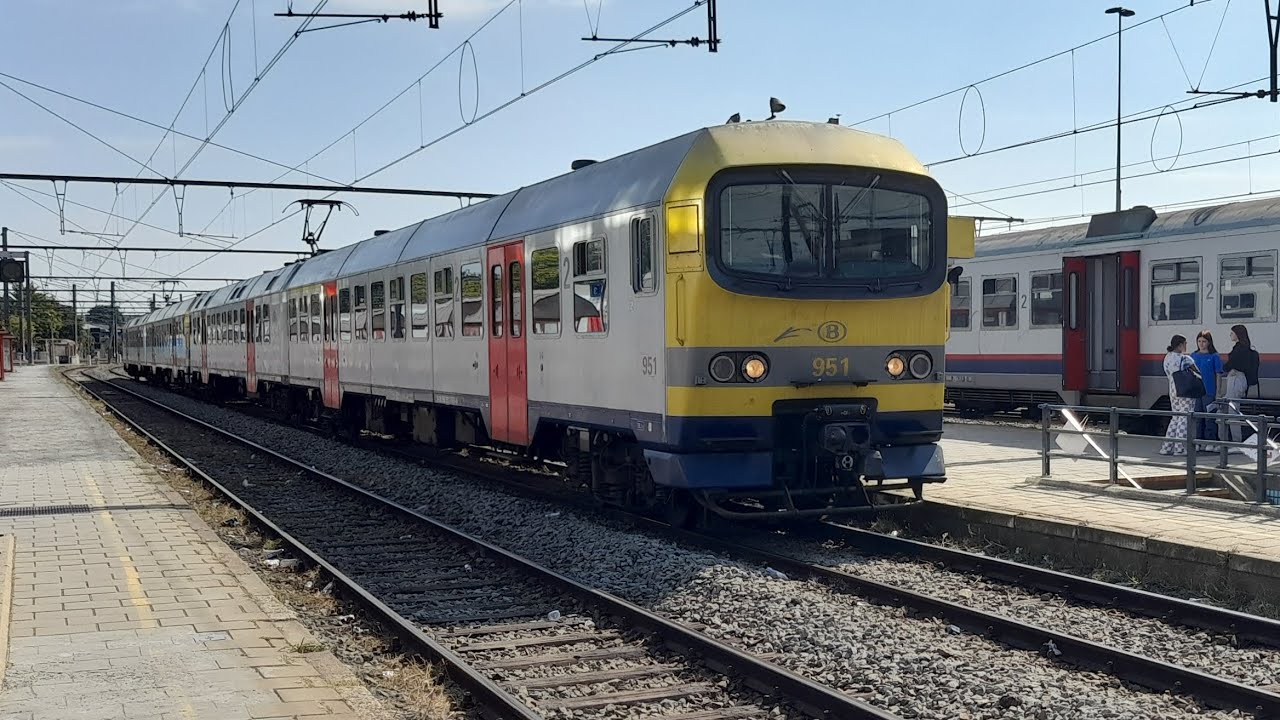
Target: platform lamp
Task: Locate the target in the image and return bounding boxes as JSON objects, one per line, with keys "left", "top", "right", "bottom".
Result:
{"left": 1105, "top": 6, "right": 1135, "bottom": 213}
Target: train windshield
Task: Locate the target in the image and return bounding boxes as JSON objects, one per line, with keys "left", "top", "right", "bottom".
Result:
{"left": 718, "top": 177, "right": 935, "bottom": 289}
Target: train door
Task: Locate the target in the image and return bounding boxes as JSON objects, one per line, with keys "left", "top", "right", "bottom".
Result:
{"left": 486, "top": 240, "right": 528, "bottom": 445}
{"left": 246, "top": 299, "right": 257, "bottom": 394}
{"left": 199, "top": 311, "right": 208, "bottom": 382}
{"left": 322, "top": 281, "right": 340, "bottom": 409}
{"left": 1062, "top": 250, "right": 1139, "bottom": 395}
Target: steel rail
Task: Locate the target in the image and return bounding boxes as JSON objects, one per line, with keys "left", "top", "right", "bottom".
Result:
{"left": 72, "top": 374, "right": 540, "bottom": 720}
{"left": 76, "top": 372, "right": 901, "bottom": 720}
{"left": 102, "top": 371, "right": 1280, "bottom": 716}
{"left": 682, "top": 529, "right": 1280, "bottom": 718}
{"left": 808, "top": 521, "right": 1280, "bottom": 649}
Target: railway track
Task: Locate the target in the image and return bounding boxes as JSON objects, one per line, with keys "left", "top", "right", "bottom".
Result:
{"left": 94, "top": 370, "right": 1280, "bottom": 717}
{"left": 72, "top": 372, "right": 895, "bottom": 720}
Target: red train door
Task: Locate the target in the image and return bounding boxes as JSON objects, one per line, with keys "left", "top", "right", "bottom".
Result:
{"left": 246, "top": 299, "right": 257, "bottom": 394}
{"left": 1062, "top": 251, "right": 1140, "bottom": 395}
{"left": 1116, "top": 250, "right": 1141, "bottom": 395}
{"left": 1062, "top": 257, "right": 1088, "bottom": 392}
{"left": 487, "top": 241, "right": 528, "bottom": 445}
{"left": 322, "top": 282, "right": 341, "bottom": 409}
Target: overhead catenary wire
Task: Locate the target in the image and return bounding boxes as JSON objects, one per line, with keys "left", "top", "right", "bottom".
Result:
{"left": 169, "top": 0, "right": 715, "bottom": 283}
{"left": 848, "top": 0, "right": 1210, "bottom": 128}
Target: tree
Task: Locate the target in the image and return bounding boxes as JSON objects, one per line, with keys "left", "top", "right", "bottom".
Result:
{"left": 5, "top": 291, "right": 75, "bottom": 343}
{"left": 86, "top": 304, "right": 125, "bottom": 329}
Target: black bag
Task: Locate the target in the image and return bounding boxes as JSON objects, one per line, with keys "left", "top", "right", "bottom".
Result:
{"left": 1173, "top": 359, "right": 1205, "bottom": 399}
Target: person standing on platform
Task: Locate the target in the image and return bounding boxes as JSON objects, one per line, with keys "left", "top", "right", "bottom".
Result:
{"left": 1222, "top": 324, "right": 1261, "bottom": 446}
{"left": 1160, "top": 334, "right": 1201, "bottom": 456}
{"left": 1191, "top": 330, "right": 1224, "bottom": 450}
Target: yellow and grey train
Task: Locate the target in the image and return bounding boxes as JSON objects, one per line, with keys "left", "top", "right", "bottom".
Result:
{"left": 124, "top": 120, "right": 971, "bottom": 521}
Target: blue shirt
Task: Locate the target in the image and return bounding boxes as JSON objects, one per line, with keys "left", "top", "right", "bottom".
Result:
{"left": 1191, "top": 351, "right": 1224, "bottom": 397}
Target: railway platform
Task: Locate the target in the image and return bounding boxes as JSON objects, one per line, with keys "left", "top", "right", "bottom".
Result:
{"left": 930, "top": 422, "right": 1280, "bottom": 599}
{"left": 0, "top": 366, "right": 384, "bottom": 720}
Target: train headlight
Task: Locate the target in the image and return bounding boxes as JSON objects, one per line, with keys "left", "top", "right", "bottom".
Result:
{"left": 742, "top": 355, "right": 769, "bottom": 382}
{"left": 709, "top": 354, "right": 737, "bottom": 383}
{"left": 908, "top": 352, "right": 933, "bottom": 379}
{"left": 885, "top": 354, "right": 906, "bottom": 378}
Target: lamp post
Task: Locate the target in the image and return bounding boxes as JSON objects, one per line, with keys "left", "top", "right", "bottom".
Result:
{"left": 1106, "top": 6, "right": 1135, "bottom": 213}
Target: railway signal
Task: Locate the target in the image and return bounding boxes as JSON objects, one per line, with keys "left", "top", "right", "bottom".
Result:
{"left": 0, "top": 251, "right": 27, "bottom": 283}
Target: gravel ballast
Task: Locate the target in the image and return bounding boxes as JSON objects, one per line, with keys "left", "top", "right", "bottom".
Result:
{"left": 112, "top": 376, "right": 1264, "bottom": 719}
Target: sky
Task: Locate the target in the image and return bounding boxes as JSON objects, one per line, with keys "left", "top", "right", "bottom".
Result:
{"left": 1, "top": 0, "right": 1276, "bottom": 309}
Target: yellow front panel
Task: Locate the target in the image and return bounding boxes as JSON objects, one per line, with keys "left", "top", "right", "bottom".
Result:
{"left": 668, "top": 382, "right": 942, "bottom": 417}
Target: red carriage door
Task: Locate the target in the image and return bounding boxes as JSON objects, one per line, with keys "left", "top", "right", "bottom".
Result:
{"left": 246, "top": 299, "right": 257, "bottom": 394}
{"left": 322, "top": 282, "right": 341, "bottom": 409}
{"left": 1117, "top": 250, "right": 1141, "bottom": 395}
{"left": 487, "top": 241, "right": 528, "bottom": 445}
{"left": 1062, "top": 256, "right": 1088, "bottom": 392}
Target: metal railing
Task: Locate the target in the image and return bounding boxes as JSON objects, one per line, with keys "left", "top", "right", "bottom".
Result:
{"left": 1039, "top": 403, "right": 1279, "bottom": 504}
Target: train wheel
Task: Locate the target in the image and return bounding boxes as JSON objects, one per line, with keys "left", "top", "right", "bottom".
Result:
{"left": 665, "top": 489, "right": 701, "bottom": 529}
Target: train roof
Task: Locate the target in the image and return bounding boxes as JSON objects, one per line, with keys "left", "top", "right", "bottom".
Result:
{"left": 974, "top": 195, "right": 1280, "bottom": 258}
{"left": 130, "top": 121, "right": 926, "bottom": 326}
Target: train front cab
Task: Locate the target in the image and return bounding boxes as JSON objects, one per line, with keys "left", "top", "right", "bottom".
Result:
{"left": 644, "top": 124, "right": 973, "bottom": 520}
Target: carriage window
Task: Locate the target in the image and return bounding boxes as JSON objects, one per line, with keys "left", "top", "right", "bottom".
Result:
{"left": 1219, "top": 252, "right": 1276, "bottom": 322}
{"left": 1030, "top": 271, "right": 1063, "bottom": 327}
{"left": 950, "top": 279, "right": 971, "bottom": 330}
{"left": 239, "top": 308, "right": 246, "bottom": 342}
{"left": 263, "top": 304, "right": 271, "bottom": 343}
{"left": 981, "top": 276, "right": 1017, "bottom": 328}
{"left": 572, "top": 238, "right": 607, "bottom": 334}
{"left": 434, "top": 267, "right": 455, "bottom": 338}
{"left": 323, "top": 293, "right": 333, "bottom": 342}
{"left": 631, "top": 217, "right": 655, "bottom": 293}
{"left": 296, "top": 298, "right": 307, "bottom": 343}
{"left": 254, "top": 306, "right": 262, "bottom": 343}
{"left": 339, "top": 288, "right": 352, "bottom": 342}
{"left": 310, "top": 293, "right": 321, "bottom": 343}
{"left": 371, "top": 282, "right": 386, "bottom": 341}
{"left": 510, "top": 261, "right": 522, "bottom": 338}
{"left": 491, "top": 264, "right": 503, "bottom": 338}
{"left": 390, "top": 276, "right": 406, "bottom": 340}
{"left": 461, "top": 261, "right": 483, "bottom": 337}
{"left": 531, "top": 247, "right": 560, "bottom": 335}
{"left": 1151, "top": 260, "right": 1199, "bottom": 323}
{"left": 354, "top": 285, "right": 368, "bottom": 341}
{"left": 410, "top": 273, "right": 430, "bottom": 339}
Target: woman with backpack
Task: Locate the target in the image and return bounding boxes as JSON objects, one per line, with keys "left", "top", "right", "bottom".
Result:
{"left": 1160, "top": 334, "right": 1203, "bottom": 456}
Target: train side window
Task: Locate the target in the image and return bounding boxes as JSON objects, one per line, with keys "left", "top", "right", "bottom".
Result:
{"left": 298, "top": 297, "right": 309, "bottom": 343}
{"left": 491, "top": 264, "right": 503, "bottom": 338}
{"left": 371, "top": 282, "right": 386, "bottom": 341}
{"left": 531, "top": 247, "right": 560, "bottom": 335}
{"left": 1150, "top": 259, "right": 1199, "bottom": 323}
{"left": 264, "top": 304, "right": 271, "bottom": 343}
{"left": 950, "top": 279, "right": 971, "bottom": 330}
{"left": 630, "top": 216, "right": 656, "bottom": 294}
{"left": 410, "top": 273, "right": 430, "bottom": 340}
{"left": 289, "top": 298, "right": 298, "bottom": 342}
{"left": 460, "top": 261, "right": 483, "bottom": 337}
{"left": 981, "top": 275, "right": 1018, "bottom": 329}
{"left": 322, "top": 293, "right": 333, "bottom": 343}
{"left": 310, "top": 293, "right": 321, "bottom": 343}
{"left": 509, "top": 261, "right": 522, "bottom": 338}
{"left": 339, "top": 288, "right": 352, "bottom": 342}
{"left": 572, "top": 238, "right": 607, "bottom": 334}
{"left": 354, "top": 285, "right": 368, "bottom": 341}
{"left": 1030, "top": 271, "right": 1063, "bottom": 328}
{"left": 434, "top": 268, "right": 455, "bottom": 338}
{"left": 1218, "top": 251, "right": 1276, "bottom": 322}
{"left": 390, "top": 276, "right": 406, "bottom": 341}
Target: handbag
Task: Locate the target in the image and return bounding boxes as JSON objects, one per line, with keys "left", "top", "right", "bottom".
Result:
{"left": 1172, "top": 358, "right": 1205, "bottom": 399}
